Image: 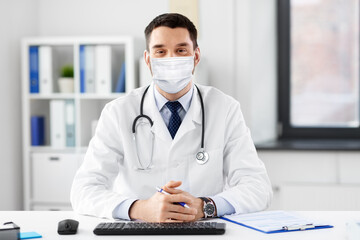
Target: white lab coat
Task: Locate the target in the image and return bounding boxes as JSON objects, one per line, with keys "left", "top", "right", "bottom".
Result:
{"left": 71, "top": 83, "right": 272, "bottom": 219}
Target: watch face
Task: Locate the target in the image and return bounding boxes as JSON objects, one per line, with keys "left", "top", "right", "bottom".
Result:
{"left": 204, "top": 203, "right": 215, "bottom": 215}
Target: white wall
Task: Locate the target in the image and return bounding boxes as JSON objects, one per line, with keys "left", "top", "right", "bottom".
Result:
{"left": 0, "top": 0, "right": 39, "bottom": 210}
{"left": 235, "top": 0, "right": 277, "bottom": 143}
{"left": 37, "top": 0, "right": 167, "bottom": 38}
{"left": 0, "top": 0, "right": 277, "bottom": 210}
{"left": 198, "top": 0, "right": 236, "bottom": 96}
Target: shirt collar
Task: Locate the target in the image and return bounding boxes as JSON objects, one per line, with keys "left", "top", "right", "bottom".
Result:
{"left": 154, "top": 82, "right": 194, "bottom": 112}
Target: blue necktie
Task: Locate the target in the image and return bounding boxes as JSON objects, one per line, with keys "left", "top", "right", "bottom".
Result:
{"left": 166, "top": 101, "right": 182, "bottom": 139}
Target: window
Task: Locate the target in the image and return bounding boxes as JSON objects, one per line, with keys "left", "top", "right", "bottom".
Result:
{"left": 278, "top": 0, "right": 360, "bottom": 139}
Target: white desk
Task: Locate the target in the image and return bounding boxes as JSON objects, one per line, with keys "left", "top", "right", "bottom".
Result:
{"left": 1, "top": 211, "right": 359, "bottom": 239}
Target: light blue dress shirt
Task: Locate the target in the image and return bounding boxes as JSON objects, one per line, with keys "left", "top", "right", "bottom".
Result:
{"left": 113, "top": 83, "right": 235, "bottom": 220}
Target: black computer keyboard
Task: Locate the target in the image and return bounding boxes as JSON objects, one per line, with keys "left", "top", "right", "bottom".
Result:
{"left": 93, "top": 221, "right": 226, "bottom": 235}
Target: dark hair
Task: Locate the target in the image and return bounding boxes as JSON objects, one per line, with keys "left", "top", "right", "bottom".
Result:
{"left": 144, "top": 13, "right": 198, "bottom": 51}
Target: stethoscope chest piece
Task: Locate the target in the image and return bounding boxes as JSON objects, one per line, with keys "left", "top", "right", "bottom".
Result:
{"left": 196, "top": 149, "right": 209, "bottom": 165}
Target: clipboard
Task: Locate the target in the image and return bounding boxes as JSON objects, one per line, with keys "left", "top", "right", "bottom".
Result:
{"left": 220, "top": 210, "right": 333, "bottom": 234}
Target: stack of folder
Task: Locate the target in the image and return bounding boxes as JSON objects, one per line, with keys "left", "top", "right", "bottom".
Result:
{"left": 50, "top": 100, "right": 75, "bottom": 148}
{"left": 79, "top": 45, "right": 125, "bottom": 94}
{"left": 29, "top": 46, "right": 53, "bottom": 94}
{"left": 29, "top": 45, "right": 126, "bottom": 95}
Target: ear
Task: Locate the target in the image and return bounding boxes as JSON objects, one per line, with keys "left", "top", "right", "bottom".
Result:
{"left": 194, "top": 47, "right": 201, "bottom": 67}
{"left": 144, "top": 50, "right": 153, "bottom": 75}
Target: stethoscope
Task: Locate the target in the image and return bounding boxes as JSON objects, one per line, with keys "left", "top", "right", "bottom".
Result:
{"left": 132, "top": 84, "right": 209, "bottom": 171}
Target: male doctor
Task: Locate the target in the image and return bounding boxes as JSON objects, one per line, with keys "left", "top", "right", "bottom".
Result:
{"left": 71, "top": 13, "right": 272, "bottom": 222}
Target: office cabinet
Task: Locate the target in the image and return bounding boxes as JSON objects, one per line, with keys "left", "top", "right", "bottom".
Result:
{"left": 338, "top": 152, "right": 360, "bottom": 184}
{"left": 280, "top": 183, "right": 360, "bottom": 211}
{"left": 259, "top": 151, "right": 338, "bottom": 184}
{"left": 21, "top": 36, "right": 138, "bottom": 210}
{"left": 31, "top": 153, "right": 78, "bottom": 203}
{"left": 258, "top": 150, "right": 360, "bottom": 211}
{"left": 31, "top": 204, "right": 73, "bottom": 211}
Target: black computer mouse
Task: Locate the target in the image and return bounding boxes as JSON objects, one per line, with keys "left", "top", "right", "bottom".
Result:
{"left": 57, "top": 219, "right": 79, "bottom": 235}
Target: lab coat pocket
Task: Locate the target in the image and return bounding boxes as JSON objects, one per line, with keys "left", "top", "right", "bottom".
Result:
{"left": 188, "top": 148, "right": 224, "bottom": 197}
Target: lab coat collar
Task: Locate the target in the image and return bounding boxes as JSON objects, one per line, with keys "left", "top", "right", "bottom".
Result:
{"left": 172, "top": 82, "right": 202, "bottom": 144}
{"left": 143, "top": 82, "right": 172, "bottom": 142}
{"left": 185, "top": 82, "right": 202, "bottom": 125}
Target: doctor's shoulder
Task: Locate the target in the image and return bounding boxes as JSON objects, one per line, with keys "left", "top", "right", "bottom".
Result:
{"left": 198, "top": 84, "right": 242, "bottom": 114}
{"left": 98, "top": 86, "right": 146, "bottom": 119}
{"left": 103, "top": 86, "right": 146, "bottom": 110}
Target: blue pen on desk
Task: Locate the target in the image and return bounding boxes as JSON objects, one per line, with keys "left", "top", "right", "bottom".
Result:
{"left": 156, "top": 187, "right": 190, "bottom": 209}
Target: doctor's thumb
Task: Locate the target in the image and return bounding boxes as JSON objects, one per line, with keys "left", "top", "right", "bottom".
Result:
{"left": 164, "top": 180, "right": 182, "bottom": 189}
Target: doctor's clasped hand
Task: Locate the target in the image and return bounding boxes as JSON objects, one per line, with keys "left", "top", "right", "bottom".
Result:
{"left": 129, "top": 181, "right": 205, "bottom": 222}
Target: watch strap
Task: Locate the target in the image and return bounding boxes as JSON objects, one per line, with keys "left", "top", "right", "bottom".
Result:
{"left": 200, "top": 197, "right": 210, "bottom": 204}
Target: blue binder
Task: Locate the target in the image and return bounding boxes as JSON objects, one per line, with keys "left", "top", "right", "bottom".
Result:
{"left": 221, "top": 211, "right": 333, "bottom": 234}
{"left": 115, "top": 62, "right": 126, "bottom": 93}
{"left": 79, "top": 45, "right": 85, "bottom": 93}
{"left": 31, "top": 116, "right": 45, "bottom": 146}
{"left": 29, "top": 46, "right": 39, "bottom": 93}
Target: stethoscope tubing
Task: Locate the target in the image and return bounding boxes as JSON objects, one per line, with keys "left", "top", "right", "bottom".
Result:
{"left": 132, "top": 84, "right": 207, "bottom": 168}
{"left": 194, "top": 84, "right": 205, "bottom": 149}
{"left": 132, "top": 85, "right": 153, "bottom": 133}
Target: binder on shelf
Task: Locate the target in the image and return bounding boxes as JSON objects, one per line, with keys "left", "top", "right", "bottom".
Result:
{"left": 65, "top": 100, "right": 75, "bottom": 147}
{"left": 115, "top": 62, "right": 126, "bottom": 93}
{"left": 95, "top": 45, "right": 112, "bottom": 94}
{"left": 29, "top": 46, "right": 39, "bottom": 93}
{"left": 39, "top": 46, "right": 53, "bottom": 94}
{"left": 79, "top": 45, "right": 85, "bottom": 93}
{"left": 31, "top": 116, "right": 45, "bottom": 146}
{"left": 50, "top": 100, "right": 65, "bottom": 148}
{"left": 221, "top": 211, "right": 333, "bottom": 234}
{"left": 80, "top": 45, "right": 96, "bottom": 93}
{"left": 85, "top": 45, "right": 95, "bottom": 93}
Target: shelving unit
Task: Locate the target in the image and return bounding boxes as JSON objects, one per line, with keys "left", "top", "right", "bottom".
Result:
{"left": 21, "top": 36, "right": 137, "bottom": 210}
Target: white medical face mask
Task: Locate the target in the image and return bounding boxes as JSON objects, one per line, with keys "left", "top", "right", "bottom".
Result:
{"left": 150, "top": 56, "right": 194, "bottom": 94}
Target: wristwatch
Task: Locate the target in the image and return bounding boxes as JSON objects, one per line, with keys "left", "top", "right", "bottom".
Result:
{"left": 200, "top": 197, "right": 216, "bottom": 218}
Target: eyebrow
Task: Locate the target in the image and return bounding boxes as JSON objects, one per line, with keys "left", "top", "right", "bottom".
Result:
{"left": 151, "top": 42, "right": 190, "bottom": 49}
{"left": 176, "top": 42, "right": 190, "bottom": 47}
{"left": 152, "top": 44, "right": 165, "bottom": 49}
